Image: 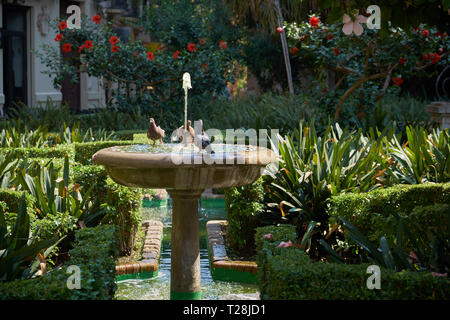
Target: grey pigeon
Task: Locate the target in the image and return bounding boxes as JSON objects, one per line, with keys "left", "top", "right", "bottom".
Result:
{"left": 194, "top": 120, "right": 215, "bottom": 154}
{"left": 147, "top": 118, "right": 165, "bottom": 146}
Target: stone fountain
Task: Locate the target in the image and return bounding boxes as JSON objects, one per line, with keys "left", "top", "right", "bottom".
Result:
{"left": 92, "top": 74, "right": 277, "bottom": 300}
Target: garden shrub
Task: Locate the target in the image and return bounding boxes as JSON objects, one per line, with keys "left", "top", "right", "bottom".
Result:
{"left": 0, "top": 144, "right": 75, "bottom": 160}
{"left": 115, "top": 130, "right": 147, "bottom": 141}
{"left": 255, "top": 225, "right": 450, "bottom": 300}
{"left": 0, "top": 225, "right": 118, "bottom": 300}
{"left": 0, "top": 189, "right": 34, "bottom": 216}
{"left": 329, "top": 183, "right": 450, "bottom": 244}
{"left": 71, "top": 165, "right": 141, "bottom": 255}
{"left": 74, "top": 141, "right": 135, "bottom": 165}
{"left": 224, "top": 178, "right": 265, "bottom": 255}
{"left": 102, "top": 178, "right": 142, "bottom": 256}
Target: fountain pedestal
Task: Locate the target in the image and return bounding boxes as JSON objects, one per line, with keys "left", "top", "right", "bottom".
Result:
{"left": 92, "top": 144, "right": 277, "bottom": 300}
{"left": 168, "top": 189, "right": 203, "bottom": 300}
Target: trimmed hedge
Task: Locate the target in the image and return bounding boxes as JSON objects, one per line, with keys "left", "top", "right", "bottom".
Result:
{"left": 329, "top": 183, "right": 450, "bottom": 244}
{"left": 115, "top": 130, "right": 147, "bottom": 141}
{"left": 255, "top": 225, "right": 450, "bottom": 300}
{"left": 0, "top": 189, "right": 34, "bottom": 216}
{"left": 225, "top": 177, "right": 264, "bottom": 254}
{"left": 0, "top": 225, "right": 118, "bottom": 300}
{"left": 71, "top": 165, "right": 142, "bottom": 255}
{"left": 74, "top": 141, "right": 135, "bottom": 165}
{"left": 0, "top": 144, "right": 75, "bottom": 160}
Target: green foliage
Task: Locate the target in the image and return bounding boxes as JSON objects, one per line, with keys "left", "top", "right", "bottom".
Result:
{"left": 102, "top": 178, "right": 142, "bottom": 256}
{"left": 0, "top": 195, "right": 59, "bottom": 282}
{"left": 1, "top": 122, "right": 50, "bottom": 148}
{"left": 0, "top": 190, "right": 34, "bottom": 217}
{"left": 385, "top": 127, "right": 450, "bottom": 183}
{"left": 330, "top": 182, "right": 450, "bottom": 244}
{"left": 331, "top": 214, "right": 449, "bottom": 273}
{"left": 265, "top": 122, "right": 384, "bottom": 248}
{"left": 74, "top": 141, "right": 135, "bottom": 165}
{"left": 36, "top": 3, "right": 240, "bottom": 115}
{"left": 15, "top": 157, "right": 93, "bottom": 240}
{"left": 71, "top": 165, "right": 141, "bottom": 255}
{"left": 256, "top": 225, "right": 450, "bottom": 300}
{"left": 0, "top": 225, "right": 118, "bottom": 299}
{"left": 320, "top": 0, "right": 449, "bottom": 32}
{"left": 224, "top": 178, "right": 265, "bottom": 254}
{"left": 286, "top": 19, "right": 449, "bottom": 118}
{"left": 1, "top": 144, "right": 75, "bottom": 161}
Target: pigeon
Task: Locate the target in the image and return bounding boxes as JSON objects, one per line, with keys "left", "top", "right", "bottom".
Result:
{"left": 194, "top": 120, "right": 215, "bottom": 154}
{"left": 172, "top": 120, "right": 195, "bottom": 143}
{"left": 147, "top": 118, "right": 165, "bottom": 146}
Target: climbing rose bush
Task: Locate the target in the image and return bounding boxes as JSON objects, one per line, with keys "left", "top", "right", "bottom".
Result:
{"left": 36, "top": 14, "right": 238, "bottom": 111}
{"left": 285, "top": 17, "right": 449, "bottom": 119}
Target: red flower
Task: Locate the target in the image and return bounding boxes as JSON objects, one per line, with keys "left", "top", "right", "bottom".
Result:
{"left": 111, "top": 45, "right": 119, "bottom": 53}
{"left": 442, "top": 32, "right": 447, "bottom": 38}
{"left": 84, "top": 40, "right": 93, "bottom": 50}
{"left": 399, "top": 57, "right": 407, "bottom": 65}
{"left": 309, "top": 16, "right": 320, "bottom": 28}
{"left": 392, "top": 77, "right": 403, "bottom": 86}
{"left": 147, "top": 51, "right": 154, "bottom": 61}
{"left": 218, "top": 40, "right": 228, "bottom": 50}
{"left": 173, "top": 50, "right": 180, "bottom": 59}
{"left": 327, "top": 34, "right": 333, "bottom": 40}
{"left": 158, "top": 43, "right": 163, "bottom": 51}
{"left": 58, "top": 21, "right": 67, "bottom": 31}
{"left": 430, "top": 53, "right": 440, "bottom": 64}
{"left": 78, "top": 45, "right": 85, "bottom": 53}
{"left": 201, "top": 63, "right": 208, "bottom": 71}
{"left": 187, "top": 43, "right": 197, "bottom": 52}
{"left": 334, "top": 47, "right": 340, "bottom": 55}
{"left": 290, "top": 46, "right": 299, "bottom": 56}
{"left": 54, "top": 34, "right": 63, "bottom": 42}
{"left": 109, "top": 36, "right": 119, "bottom": 45}
{"left": 276, "top": 27, "right": 284, "bottom": 34}
{"left": 133, "top": 51, "right": 138, "bottom": 57}
{"left": 422, "top": 53, "right": 430, "bottom": 61}
{"left": 199, "top": 38, "right": 206, "bottom": 45}
{"left": 92, "top": 14, "right": 101, "bottom": 24}
{"left": 62, "top": 43, "right": 72, "bottom": 53}
{"left": 422, "top": 29, "right": 429, "bottom": 37}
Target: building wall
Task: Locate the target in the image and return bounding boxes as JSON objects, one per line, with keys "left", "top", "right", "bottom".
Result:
{"left": 0, "top": 0, "right": 105, "bottom": 116}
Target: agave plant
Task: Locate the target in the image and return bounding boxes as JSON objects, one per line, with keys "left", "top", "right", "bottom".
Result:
{"left": 56, "top": 122, "right": 117, "bottom": 144}
{"left": 265, "top": 122, "right": 386, "bottom": 257}
{"left": 385, "top": 126, "right": 450, "bottom": 184}
{"left": 267, "top": 122, "right": 383, "bottom": 226}
{"left": 0, "top": 121, "right": 50, "bottom": 148}
{"left": 15, "top": 156, "right": 93, "bottom": 238}
{"left": 0, "top": 195, "right": 60, "bottom": 282}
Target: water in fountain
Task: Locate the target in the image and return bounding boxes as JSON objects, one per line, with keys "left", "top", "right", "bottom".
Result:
{"left": 114, "top": 200, "right": 259, "bottom": 300}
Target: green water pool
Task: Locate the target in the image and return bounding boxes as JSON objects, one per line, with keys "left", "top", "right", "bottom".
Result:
{"left": 114, "top": 201, "right": 259, "bottom": 300}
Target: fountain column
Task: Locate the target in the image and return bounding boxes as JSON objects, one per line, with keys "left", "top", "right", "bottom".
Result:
{"left": 168, "top": 189, "right": 204, "bottom": 300}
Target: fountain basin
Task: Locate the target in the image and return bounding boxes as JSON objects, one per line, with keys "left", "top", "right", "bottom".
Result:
{"left": 92, "top": 144, "right": 277, "bottom": 189}
{"left": 92, "top": 143, "right": 277, "bottom": 300}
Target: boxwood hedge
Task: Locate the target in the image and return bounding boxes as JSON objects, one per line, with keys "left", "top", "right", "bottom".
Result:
{"left": 329, "top": 183, "right": 450, "bottom": 244}
{"left": 71, "top": 165, "right": 141, "bottom": 255}
{"left": 74, "top": 141, "right": 135, "bottom": 165}
{"left": 0, "top": 144, "right": 75, "bottom": 160}
{"left": 255, "top": 225, "right": 450, "bottom": 300}
{"left": 0, "top": 225, "right": 118, "bottom": 300}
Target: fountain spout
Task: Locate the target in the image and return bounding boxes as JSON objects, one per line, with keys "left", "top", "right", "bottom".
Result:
{"left": 182, "top": 72, "right": 192, "bottom": 146}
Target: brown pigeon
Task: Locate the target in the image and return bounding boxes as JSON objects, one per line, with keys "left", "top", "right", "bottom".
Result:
{"left": 147, "top": 118, "right": 165, "bottom": 146}
{"left": 172, "top": 120, "right": 195, "bottom": 143}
